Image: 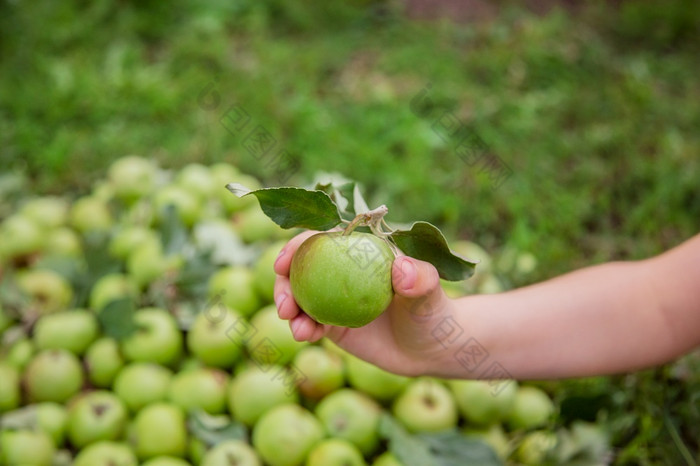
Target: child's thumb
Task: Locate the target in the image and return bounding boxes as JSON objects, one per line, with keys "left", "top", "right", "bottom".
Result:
{"left": 392, "top": 256, "right": 441, "bottom": 299}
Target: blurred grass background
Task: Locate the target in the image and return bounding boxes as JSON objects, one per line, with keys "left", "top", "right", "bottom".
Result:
{"left": 1, "top": 0, "right": 699, "bottom": 463}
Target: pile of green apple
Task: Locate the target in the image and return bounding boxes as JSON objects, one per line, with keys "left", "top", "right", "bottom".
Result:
{"left": 0, "top": 157, "right": 608, "bottom": 466}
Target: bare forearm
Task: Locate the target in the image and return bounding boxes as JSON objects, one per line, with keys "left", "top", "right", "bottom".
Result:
{"left": 435, "top": 234, "right": 700, "bottom": 379}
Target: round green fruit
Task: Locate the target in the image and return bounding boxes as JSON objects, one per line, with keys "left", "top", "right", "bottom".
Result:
{"left": 0, "top": 214, "right": 45, "bottom": 260}
{"left": 0, "top": 362, "right": 20, "bottom": 412}
{"left": 515, "top": 430, "right": 558, "bottom": 465}
{"left": 0, "top": 429, "right": 55, "bottom": 466}
{"left": 167, "top": 367, "right": 228, "bottom": 414}
{"left": 85, "top": 337, "right": 125, "bottom": 388}
{"left": 448, "top": 379, "right": 517, "bottom": 426}
{"left": 73, "top": 440, "right": 138, "bottom": 466}
{"left": 372, "top": 452, "right": 403, "bottom": 466}
{"left": 315, "top": 388, "right": 381, "bottom": 456}
{"left": 253, "top": 241, "right": 286, "bottom": 303}
{"left": 252, "top": 403, "right": 324, "bottom": 466}
{"left": 108, "top": 155, "right": 158, "bottom": 203}
{"left": 120, "top": 308, "right": 183, "bottom": 366}
{"left": 233, "top": 207, "right": 284, "bottom": 243}
{"left": 200, "top": 439, "right": 261, "bottom": 466}
{"left": 67, "top": 390, "right": 128, "bottom": 448}
{"left": 44, "top": 227, "right": 83, "bottom": 257}
{"left": 131, "top": 402, "right": 188, "bottom": 460}
{"left": 345, "top": 354, "right": 409, "bottom": 402}
{"left": 20, "top": 196, "right": 69, "bottom": 229}
{"left": 3, "top": 336, "right": 35, "bottom": 370}
{"left": 155, "top": 185, "right": 202, "bottom": 227}
{"left": 208, "top": 266, "right": 261, "bottom": 317}
{"left": 113, "top": 362, "right": 173, "bottom": 412}
{"left": 227, "top": 364, "right": 298, "bottom": 426}
{"left": 186, "top": 306, "right": 244, "bottom": 368}
{"left": 36, "top": 402, "right": 69, "bottom": 447}
{"left": 293, "top": 346, "right": 345, "bottom": 400}
{"left": 142, "top": 457, "right": 192, "bottom": 466}
{"left": 246, "top": 304, "right": 308, "bottom": 365}
{"left": 290, "top": 232, "right": 394, "bottom": 327}
{"left": 392, "top": 378, "right": 458, "bottom": 433}
{"left": 16, "top": 268, "right": 73, "bottom": 315}
{"left": 306, "top": 438, "right": 367, "bottom": 466}
{"left": 69, "top": 196, "right": 113, "bottom": 233}
{"left": 507, "top": 386, "right": 555, "bottom": 430}
{"left": 108, "top": 226, "right": 159, "bottom": 261}
{"left": 24, "top": 349, "right": 84, "bottom": 403}
{"left": 175, "top": 163, "right": 216, "bottom": 201}
{"left": 89, "top": 273, "right": 139, "bottom": 312}
{"left": 33, "top": 309, "right": 99, "bottom": 355}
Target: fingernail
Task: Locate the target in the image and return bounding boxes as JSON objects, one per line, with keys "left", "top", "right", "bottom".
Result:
{"left": 275, "top": 292, "right": 287, "bottom": 310}
{"left": 400, "top": 258, "right": 416, "bottom": 290}
{"left": 274, "top": 248, "right": 286, "bottom": 269}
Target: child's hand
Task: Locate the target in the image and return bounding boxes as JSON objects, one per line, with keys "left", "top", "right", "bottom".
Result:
{"left": 273, "top": 231, "right": 455, "bottom": 376}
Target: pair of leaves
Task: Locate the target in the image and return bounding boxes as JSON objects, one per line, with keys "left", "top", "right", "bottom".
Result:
{"left": 226, "top": 183, "right": 477, "bottom": 281}
{"left": 378, "top": 414, "right": 503, "bottom": 466}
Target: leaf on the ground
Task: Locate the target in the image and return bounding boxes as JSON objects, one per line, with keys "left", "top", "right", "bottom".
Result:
{"left": 96, "top": 297, "right": 138, "bottom": 340}
{"left": 226, "top": 184, "right": 341, "bottom": 230}
{"left": 379, "top": 414, "right": 503, "bottom": 466}
{"left": 379, "top": 414, "right": 438, "bottom": 466}
{"left": 418, "top": 431, "right": 503, "bottom": 466}
{"left": 390, "top": 222, "right": 478, "bottom": 281}
{"left": 188, "top": 410, "right": 247, "bottom": 447}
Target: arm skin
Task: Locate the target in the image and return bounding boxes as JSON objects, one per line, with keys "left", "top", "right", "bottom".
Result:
{"left": 274, "top": 232, "right": 700, "bottom": 379}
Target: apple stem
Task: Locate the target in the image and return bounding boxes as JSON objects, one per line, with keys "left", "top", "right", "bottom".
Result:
{"left": 342, "top": 205, "right": 390, "bottom": 237}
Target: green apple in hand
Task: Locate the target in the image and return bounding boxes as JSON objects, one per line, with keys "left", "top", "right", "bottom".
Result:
{"left": 85, "top": 337, "right": 125, "bottom": 388}
{"left": 186, "top": 306, "right": 244, "bottom": 368}
{"left": 130, "top": 402, "right": 188, "bottom": 460}
{"left": 33, "top": 309, "right": 99, "bottom": 355}
{"left": 72, "top": 440, "right": 138, "bottom": 466}
{"left": 120, "top": 308, "right": 183, "bottom": 366}
{"left": 306, "top": 438, "right": 367, "bottom": 466}
{"left": 0, "top": 429, "right": 55, "bottom": 466}
{"left": 227, "top": 364, "right": 298, "bottom": 426}
{"left": 114, "top": 362, "right": 173, "bottom": 412}
{"left": 200, "top": 439, "right": 262, "bottom": 466}
{"left": 24, "top": 349, "right": 84, "bottom": 403}
{"left": 293, "top": 345, "right": 345, "bottom": 400}
{"left": 315, "top": 388, "right": 381, "bottom": 456}
{"left": 392, "top": 378, "right": 458, "bottom": 433}
{"left": 290, "top": 232, "right": 394, "bottom": 327}
{"left": 167, "top": 367, "right": 229, "bottom": 414}
{"left": 252, "top": 403, "right": 324, "bottom": 466}
{"left": 67, "top": 390, "right": 128, "bottom": 448}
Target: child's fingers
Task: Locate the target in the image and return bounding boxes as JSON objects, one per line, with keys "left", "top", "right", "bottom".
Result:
{"left": 273, "top": 230, "right": 319, "bottom": 276}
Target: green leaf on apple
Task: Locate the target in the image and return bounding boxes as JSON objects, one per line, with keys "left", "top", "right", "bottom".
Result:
{"left": 96, "top": 298, "right": 138, "bottom": 340}
{"left": 390, "top": 222, "right": 476, "bottom": 281}
{"left": 226, "top": 184, "right": 342, "bottom": 230}
{"left": 226, "top": 183, "right": 477, "bottom": 281}
{"left": 188, "top": 410, "right": 247, "bottom": 447}
{"left": 379, "top": 414, "right": 503, "bottom": 466}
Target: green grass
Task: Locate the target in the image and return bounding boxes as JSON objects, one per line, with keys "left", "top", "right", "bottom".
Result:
{"left": 1, "top": 1, "right": 699, "bottom": 463}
